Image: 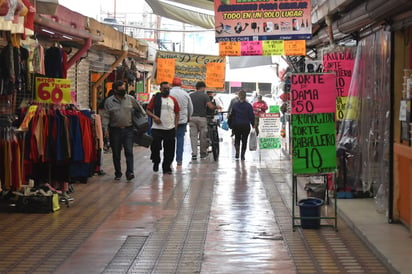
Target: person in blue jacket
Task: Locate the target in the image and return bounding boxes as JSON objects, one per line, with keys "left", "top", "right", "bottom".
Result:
{"left": 230, "top": 90, "right": 255, "bottom": 160}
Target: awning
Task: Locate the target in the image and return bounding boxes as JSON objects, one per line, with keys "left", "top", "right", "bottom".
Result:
{"left": 145, "top": 0, "right": 215, "bottom": 29}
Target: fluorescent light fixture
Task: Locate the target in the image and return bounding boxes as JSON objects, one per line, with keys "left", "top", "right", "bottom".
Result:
{"left": 41, "top": 28, "right": 55, "bottom": 35}
{"left": 62, "top": 35, "right": 73, "bottom": 40}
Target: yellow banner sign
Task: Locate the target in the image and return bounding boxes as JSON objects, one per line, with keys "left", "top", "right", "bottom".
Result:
{"left": 156, "top": 51, "right": 226, "bottom": 91}
{"left": 35, "top": 78, "right": 72, "bottom": 104}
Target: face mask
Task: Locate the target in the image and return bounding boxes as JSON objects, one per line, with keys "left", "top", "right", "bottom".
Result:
{"left": 116, "top": 89, "right": 126, "bottom": 97}
{"left": 161, "top": 88, "right": 170, "bottom": 97}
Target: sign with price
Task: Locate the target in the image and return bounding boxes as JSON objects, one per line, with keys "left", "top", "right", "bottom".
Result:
{"left": 292, "top": 113, "right": 336, "bottom": 174}
{"left": 35, "top": 78, "right": 72, "bottom": 104}
{"left": 291, "top": 73, "right": 336, "bottom": 114}
{"left": 19, "top": 105, "right": 38, "bottom": 130}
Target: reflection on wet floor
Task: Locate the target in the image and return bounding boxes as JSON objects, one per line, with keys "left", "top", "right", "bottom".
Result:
{"left": 0, "top": 129, "right": 392, "bottom": 273}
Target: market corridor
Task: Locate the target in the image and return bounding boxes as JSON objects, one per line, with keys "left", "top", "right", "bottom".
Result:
{"left": 0, "top": 130, "right": 392, "bottom": 273}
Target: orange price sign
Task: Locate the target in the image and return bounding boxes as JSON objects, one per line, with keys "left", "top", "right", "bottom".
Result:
{"left": 35, "top": 77, "right": 72, "bottom": 104}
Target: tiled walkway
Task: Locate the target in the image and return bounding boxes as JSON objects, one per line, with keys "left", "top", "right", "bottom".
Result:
{"left": 0, "top": 129, "right": 407, "bottom": 273}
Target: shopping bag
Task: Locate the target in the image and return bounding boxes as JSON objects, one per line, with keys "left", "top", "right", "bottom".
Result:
{"left": 132, "top": 104, "right": 149, "bottom": 135}
{"left": 249, "top": 129, "right": 257, "bottom": 151}
{"left": 221, "top": 119, "right": 229, "bottom": 131}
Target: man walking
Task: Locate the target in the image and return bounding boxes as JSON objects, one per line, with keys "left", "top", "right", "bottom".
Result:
{"left": 170, "top": 77, "right": 193, "bottom": 166}
{"left": 102, "top": 80, "right": 141, "bottom": 181}
{"left": 189, "top": 81, "right": 216, "bottom": 160}
{"left": 146, "top": 81, "right": 180, "bottom": 174}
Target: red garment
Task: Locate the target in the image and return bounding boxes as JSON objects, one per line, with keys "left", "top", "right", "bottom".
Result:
{"left": 252, "top": 101, "right": 268, "bottom": 116}
{"left": 78, "top": 113, "right": 93, "bottom": 163}
{"left": 22, "top": 0, "right": 34, "bottom": 31}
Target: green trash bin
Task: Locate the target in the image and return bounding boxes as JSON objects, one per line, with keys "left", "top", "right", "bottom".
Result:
{"left": 298, "top": 198, "right": 324, "bottom": 229}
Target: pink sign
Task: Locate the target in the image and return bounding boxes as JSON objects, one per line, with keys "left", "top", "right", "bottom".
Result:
{"left": 323, "top": 51, "right": 354, "bottom": 97}
{"left": 231, "top": 81, "right": 242, "bottom": 87}
{"left": 291, "top": 73, "right": 336, "bottom": 114}
{"left": 240, "top": 41, "right": 263, "bottom": 56}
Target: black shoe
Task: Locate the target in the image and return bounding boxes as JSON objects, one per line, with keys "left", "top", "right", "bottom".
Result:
{"left": 126, "top": 173, "right": 135, "bottom": 180}
{"left": 114, "top": 176, "right": 121, "bottom": 181}
{"left": 192, "top": 155, "right": 197, "bottom": 160}
{"left": 163, "top": 170, "right": 172, "bottom": 174}
{"left": 241, "top": 156, "right": 245, "bottom": 161}
{"left": 153, "top": 163, "right": 159, "bottom": 172}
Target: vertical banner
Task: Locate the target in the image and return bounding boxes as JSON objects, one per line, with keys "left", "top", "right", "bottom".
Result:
{"left": 259, "top": 113, "right": 281, "bottom": 149}
{"left": 291, "top": 73, "right": 336, "bottom": 114}
{"left": 292, "top": 113, "right": 336, "bottom": 174}
{"left": 155, "top": 51, "right": 226, "bottom": 91}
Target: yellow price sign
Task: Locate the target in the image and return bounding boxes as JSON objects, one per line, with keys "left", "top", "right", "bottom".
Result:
{"left": 19, "top": 105, "right": 38, "bottom": 130}
{"left": 35, "top": 77, "right": 72, "bottom": 104}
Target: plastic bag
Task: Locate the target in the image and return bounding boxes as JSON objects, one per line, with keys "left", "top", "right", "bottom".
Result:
{"left": 221, "top": 119, "right": 229, "bottom": 131}
{"left": 249, "top": 129, "right": 257, "bottom": 151}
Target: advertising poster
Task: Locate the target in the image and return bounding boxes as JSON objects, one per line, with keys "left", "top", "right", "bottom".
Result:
{"left": 292, "top": 113, "right": 336, "bottom": 174}
{"left": 290, "top": 73, "right": 336, "bottom": 114}
{"left": 155, "top": 51, "right": 226, "bottom": 91}
{"left": 214, "top": 0, "right": 312, "bottom": 42}
{"left": 259, "top": 113, "right": 281, "bottom": 149}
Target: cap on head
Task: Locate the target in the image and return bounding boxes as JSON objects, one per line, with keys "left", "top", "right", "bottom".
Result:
{"left": 258, "top": 95, "right": 263, "bottom": 99}
{"left": 172, "top": 77, "right": 182, "bottom": 86}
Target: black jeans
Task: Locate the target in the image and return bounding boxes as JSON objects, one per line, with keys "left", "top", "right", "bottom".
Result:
{"left": 150, "top": 128, "right": 176, "bottom": 172}
{"left": 109, "top": 126, "right": 134, "bottom": 177}
{"left": 233, "top": 124, "right": 251, "bottom": 156}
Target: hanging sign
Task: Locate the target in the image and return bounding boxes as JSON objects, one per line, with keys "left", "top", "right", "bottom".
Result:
{"left": 156, "top": 58, "right": 176, "bottom": 84}
{"left": 214, "top": 0, "right": 312, "bottom": 42}
{"left": 19, "top": 105, "right": 38, "bottom": 130}
{"left": 323, "top": 51, "right": 354, "bottom": 97}
{"left": 219, "top": 40, "right": 306, "bottom": 56}
{"left": 35, "top": 77, "right": 72, "bottom": 105}
{"left": 292, "top": 113, "right": 336, "bottom": 174}
{"left": 155, "top": 51, "right": 226, "bottom": 91}
{"left": 291, "top": 73, "right": 336, "bottom": 114}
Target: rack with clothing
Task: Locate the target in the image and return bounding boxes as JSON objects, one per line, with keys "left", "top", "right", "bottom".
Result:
{"left": 19, "top": 103, "right": 103, "bottom": 189}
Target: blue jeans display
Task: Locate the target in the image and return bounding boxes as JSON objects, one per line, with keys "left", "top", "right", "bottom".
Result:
{"left": 175, "top": 123, "right": 187, "bottom": 163}
{"left": 109, "top": 127, "right": 134, "bottom": 178}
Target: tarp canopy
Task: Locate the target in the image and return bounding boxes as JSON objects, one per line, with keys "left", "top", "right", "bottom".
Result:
{"left": 145, "top": 0, "right": 215, "bottom": 29}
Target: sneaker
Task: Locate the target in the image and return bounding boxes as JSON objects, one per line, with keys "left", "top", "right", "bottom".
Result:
{"left": 191, "top": 155, "right": 197, "bottom": 160}
{"left": 114, "top": 176, "right": 121, "bottom": 181}
{"left": 153, "top": 163, "right": 159, "bottom": 172}
{"left": 200, "top": 154, "right": 208, "bottom": 159}
{"left": 177, "top": 162, "right": 182, "bottom": 166}
{"left": 126, "top": 173, "right": 135, "bottom": 180}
